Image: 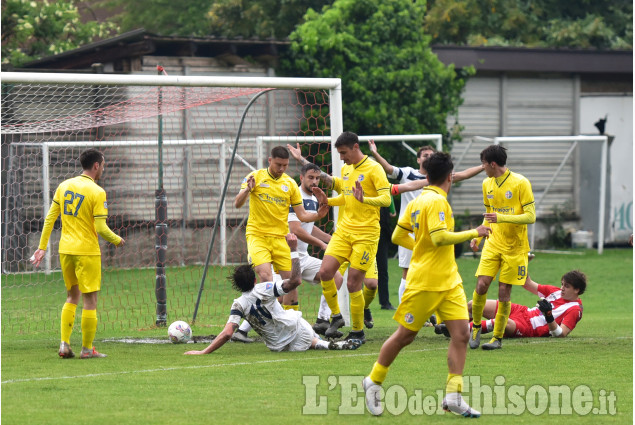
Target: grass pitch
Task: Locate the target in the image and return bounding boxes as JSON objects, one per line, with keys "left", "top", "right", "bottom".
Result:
{"left": 2, "top": 249, "right": 632, "bottom": 424}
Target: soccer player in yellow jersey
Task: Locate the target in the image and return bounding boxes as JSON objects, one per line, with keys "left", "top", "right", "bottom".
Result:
{"left": 30, "top": 149, "right": 124, "bottom": 359}
{"left": 469, "top": 144, "right": 536, "bottom": 350}
{"left": 306, "top": 132, "right": 391, "bottom": 343}
{"left": 233, "top": 146, "right": 328, "bottom": 340}
{"left": 363, "top": 152, "right": 491, "bottom": 417}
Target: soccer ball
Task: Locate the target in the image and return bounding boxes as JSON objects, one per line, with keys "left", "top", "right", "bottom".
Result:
{"left": 168, "top": 321, "right": 192, "bottom": 344}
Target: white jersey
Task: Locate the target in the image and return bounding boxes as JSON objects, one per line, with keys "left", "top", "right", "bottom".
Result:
{"left": 388, "top": 165, "right": 427, "bottom": 217}
{"left": 228, "top": 281, "right": 304, "bottom": 351}
{"left": 288, "top": 188, "right": 319, "bottom": 256}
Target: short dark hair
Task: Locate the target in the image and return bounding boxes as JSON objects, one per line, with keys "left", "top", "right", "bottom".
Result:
{"left": 301, "top": 163, "right": 321, "bottom": 175}
{"left": 480, "top": 145, "right": 507, "bottom": 166}
{"left": 231, "top": 265, "right": 256, "bottom": 293}
{"left": 562, "top": 270, "right": 587, "bottom": 296}
{"left": 80, "top": 149, "right": 104, "bottom": 170}
{"left": 270, "top": 146, "right": 289, "bottom": 159}
{"left": 334, "top": 131, "right": 359, "bottom": 148}
{"left": 417, "top": 145, "right": 437, "bottom": 158}
{"left": 422, "top": 152, "right": 454, "bottom": 185}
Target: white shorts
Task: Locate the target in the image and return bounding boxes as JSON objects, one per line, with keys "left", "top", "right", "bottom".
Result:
{"left": 285, "top": 316, "right": 317, "bottom": 352}
{"left": 272, "top": 253, "right": 322, "bottom": 284}
{"left": 300, "top": 254, "right": 322, "bottom": 284}
{"left": 398, "top": 246, "right": 413, "bottom": 269}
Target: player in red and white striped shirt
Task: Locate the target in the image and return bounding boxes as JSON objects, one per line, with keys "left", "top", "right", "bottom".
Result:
{"left": 437, "top": 271, "right": 586, "bottom": 338}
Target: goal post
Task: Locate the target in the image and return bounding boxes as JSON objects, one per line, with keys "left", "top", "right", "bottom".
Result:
{"left": 1, "top": 71, "right": 343, "bottom": 334}
{"left": 451, "top": 135, "right": 609, "bottom": 254}
{"left": 492, "top": 136, "right": 609, "bottom": 254}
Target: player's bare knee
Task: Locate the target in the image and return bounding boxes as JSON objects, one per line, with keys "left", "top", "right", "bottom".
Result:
{"left": 364, "top": 279, "right": 378, "bottom": 290}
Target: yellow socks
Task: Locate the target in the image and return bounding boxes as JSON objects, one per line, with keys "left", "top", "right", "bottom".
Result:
{"left": 81, "top": 309, "right": 97, "bottom": 349}
{"left": 471, "top": 291, "right": 487, "bottom": 324}
{"left": 363, "top": 286, "right": 377, "bottom": 309}
{"left": 369, "top": 362, "right": 389, "bottom": 385}
{"left": 350, "top": 290, "right": 364, "bottom": 331}
{"left": 320, "top": 278, "right": 340, "bottom": 316}
{"left": 283, "top": 303, "right": 299, "bottom": 311}
{"left": 492, "top": 301, "right": 511, "bottom": 339}
{"left": 446, "top": 374, "right": 463, "bottom": 394}
{"left": 60, "top": 302, "right": 77, "bottom": 344}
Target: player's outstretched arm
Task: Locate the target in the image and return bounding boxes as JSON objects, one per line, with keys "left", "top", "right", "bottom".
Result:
{"left": 293, "top": 202, "right": 329, "bottom": 222}
{"left": 431, "top": 225, "right": 491, "bottom": 247}
{"left": 453, "top": 164, "right": 484, "bottom": 182}
{"left": 185, "top": 322, "right": 237, "bottom": 355}
{"left": 368, "top": 139, "right": 395, "bottom": 175}
{"left": 522, "top": 275, "right": 539, "bottom": 295}
{"left": 287, "top": 143, "right": 333, "bottom": 187}
{"left": 391, "top": 178, "right": 429, "bottom": 195}
{"left": 290, "top": 221, "right": 328, "bottom": 251}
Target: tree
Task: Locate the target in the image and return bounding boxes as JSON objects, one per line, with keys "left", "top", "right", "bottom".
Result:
{"left": 282, "top": 0, "right": 471, "bottom": 150}
{"left": 425, "top": 0, "right": 632, "bottom": 49}
{"left": 1, "top": 0, "right": 118, "bottom": 67}
{"left": 98, "top": 0, "right": 213, "bottom": 36}
{"left": 207, "top": 0, "right": 332, "bottom": 39}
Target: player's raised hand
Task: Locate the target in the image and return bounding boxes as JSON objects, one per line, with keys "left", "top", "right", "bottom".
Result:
{"left": 475, "top": 225, "right": 492, "bottom": 238}
{"left": 29, "top": 249, "right": 46, "bottom": 268}
{"left": 368, "top": 139, "right": 377, "bottom": 155}
{"left": 316, "top": 202, "right": 330, "bottom": 219}
{"left": 286, "top": 143, "right": 304, "bottom": 163}
{"left": 537, "top": 298, "right": 553, "bottom": 316}
{"left": 312, "top": 186, "right": 327, "bottom": 204}
{"left": 285, "top": 233, "right": 298, "bottom": 251}
{"left": 353, "top": 180, "right": 364, "bottom": 203}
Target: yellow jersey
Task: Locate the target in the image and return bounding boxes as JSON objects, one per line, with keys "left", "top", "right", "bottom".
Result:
{"left": 331, "top": 156, "right": 391, "bottom": 236}
{"left": 242, "top": 168, "right": 302, "bottom": 238}
{"left": 481, "top": 169, "right": 534, "bottom": 254}
{"left": 397, "top": 186, "right": 462, "bottom": 292}
{"left": 48, "top": 175, "right": 114, "bottom": 255}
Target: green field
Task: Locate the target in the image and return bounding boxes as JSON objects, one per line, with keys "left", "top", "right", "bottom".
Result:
{"left": 2, "top": 249, "right": 632, "bottom": 424}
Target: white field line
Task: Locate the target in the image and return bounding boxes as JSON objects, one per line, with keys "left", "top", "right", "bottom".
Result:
{"left": 2, "top": 336, "right": 631, "bottom": 385}
{"left": 2, "top": 347, "right": 447, "bottom": 385}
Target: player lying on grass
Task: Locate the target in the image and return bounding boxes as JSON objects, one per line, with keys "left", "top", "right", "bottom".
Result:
{"left": 185, "top": 234, "right": 362, "bottom": 355}
{"left": 435, "top": 271, "right": 585, "bottom": 339}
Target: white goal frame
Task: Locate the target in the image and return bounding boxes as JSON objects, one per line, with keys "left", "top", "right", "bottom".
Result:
{"left": 486, "top": 135, "right": 609, "bottom": 254}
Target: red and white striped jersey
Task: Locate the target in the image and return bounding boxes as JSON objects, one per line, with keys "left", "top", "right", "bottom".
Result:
{"left": 525, "top": 284, "right": 583, "bottom": 336}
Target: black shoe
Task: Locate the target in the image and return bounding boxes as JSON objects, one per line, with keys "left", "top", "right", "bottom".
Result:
{"left": 325, "top": 314, "right": 345, "bottom": 339}
{"left": 434, "top": 323, "right": 451, "bottom": 337}
{"left": 380, "top": 303, "right": 396, "bottom": 310}
{"left": 429, "top": 314, "right": 437, "bottom": 326}
{"left": 345, "top": 330, "right": 366, "bottom": 344}
{"left": 364, "top": 308, "right": 374, "bottom": 329}
{"left": 312, "top": 318, "right": 329, "bottom": 336}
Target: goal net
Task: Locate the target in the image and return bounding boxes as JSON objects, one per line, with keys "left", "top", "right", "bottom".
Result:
{"left": 1, "top": 72, "right": 343, "bottom": 335}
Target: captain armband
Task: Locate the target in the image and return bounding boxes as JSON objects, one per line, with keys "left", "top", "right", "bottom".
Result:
{"left": 391, "top": 185, "right": 400, "bottom": 196}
